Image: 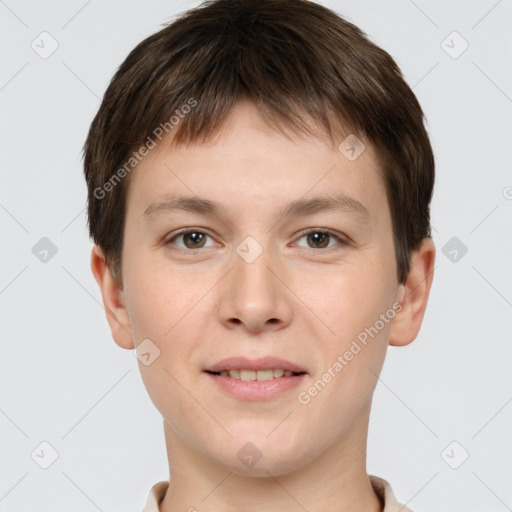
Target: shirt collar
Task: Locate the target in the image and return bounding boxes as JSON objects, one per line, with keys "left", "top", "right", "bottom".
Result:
{"left": 141, "top": 475, "right": 414, "bottom": 512}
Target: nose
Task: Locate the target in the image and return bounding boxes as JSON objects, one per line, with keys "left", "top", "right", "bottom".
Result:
{"left": 216, "top": 237, "right": 293, "bottom": 334}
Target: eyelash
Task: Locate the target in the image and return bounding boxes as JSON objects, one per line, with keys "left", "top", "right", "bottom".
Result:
{"left": 164, "top": 228, "right": 350, "bottom": 252}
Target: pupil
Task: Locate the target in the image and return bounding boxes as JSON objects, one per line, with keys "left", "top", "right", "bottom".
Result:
{"left": 186, "top": 232, "right": 205, "bottom": 248}
{"left": 309, "top": 232, "right": 329, "bottom": 248}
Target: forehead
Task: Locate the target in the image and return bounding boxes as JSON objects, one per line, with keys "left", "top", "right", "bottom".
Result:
{"left": 125, "top": 100, "right": 387, "bottom": 222}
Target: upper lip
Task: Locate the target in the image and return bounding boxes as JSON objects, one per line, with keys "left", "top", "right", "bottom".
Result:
{"left": 205, "top": 356, "right": 308, "bottom": 374}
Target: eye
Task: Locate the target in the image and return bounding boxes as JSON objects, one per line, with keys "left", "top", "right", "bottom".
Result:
{"left": 164, "top": 228, "right": 350, "bottom": 252}
{"left": 165, "top": 229, "right": 216, "bottom": 250}
{"left": 294, "top": 228, "right": 349, "bottom": 250}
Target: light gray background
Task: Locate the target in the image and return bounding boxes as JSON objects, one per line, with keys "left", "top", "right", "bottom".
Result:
{"left": 1, "top": 1, "right": 511, "bottom": 511}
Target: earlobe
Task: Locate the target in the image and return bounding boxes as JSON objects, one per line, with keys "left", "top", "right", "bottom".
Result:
{"left": 90, "top": 245, "right": 134, "bottom": 350}
{"left": 388, "top": 238, "right": 436, "bottom": 347}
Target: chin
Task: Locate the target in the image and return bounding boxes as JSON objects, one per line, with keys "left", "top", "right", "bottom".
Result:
{"left": 208, "top": 432, "right": 311, "bottom": 478}
{"left": 226, "top": 453, "right": 308, "bottom": 478}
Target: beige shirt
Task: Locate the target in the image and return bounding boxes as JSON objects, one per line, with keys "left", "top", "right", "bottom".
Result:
{"left": 141, "top": 475, "right": 414, "bottom": 512}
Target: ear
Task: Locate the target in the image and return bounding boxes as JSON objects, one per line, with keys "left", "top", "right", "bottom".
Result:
{"left": 90, "top": 245, "right": 134, "bottom": 350}
{"left": 388, "top": 238, "right": 436, "bottom": 347}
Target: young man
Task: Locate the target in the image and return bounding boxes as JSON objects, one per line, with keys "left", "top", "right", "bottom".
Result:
{"left": 84, "top": 0, "right": 435, "bottom": 510}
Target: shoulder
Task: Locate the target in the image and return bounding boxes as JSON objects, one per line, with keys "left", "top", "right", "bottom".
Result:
{"left": 140, "top": 481, "right": 169, "bottom": 512}
{"left": 369, "top": 475, "right": 415, "bottom": 512}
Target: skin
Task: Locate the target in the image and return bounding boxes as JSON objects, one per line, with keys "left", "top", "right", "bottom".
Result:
{"left": 91, "top": 99, "right": 435, "bottom": 512}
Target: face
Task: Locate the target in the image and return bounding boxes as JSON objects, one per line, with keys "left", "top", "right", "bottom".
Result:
{"left": 93, "top": 99, "right": 433, "bottom": 477}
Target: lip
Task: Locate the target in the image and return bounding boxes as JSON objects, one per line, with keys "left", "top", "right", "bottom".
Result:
{"left": 204, "top": 356, "right": 308, "bottom": 374}
{"left": 203, "top": 356, "right": 308, "bottom": 401}
{"left": 205, "top": 372, "right": 307, "bottom": 401}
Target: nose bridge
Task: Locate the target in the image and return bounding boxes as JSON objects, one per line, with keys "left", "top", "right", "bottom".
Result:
{"left": 217, "top": 233, "right": 290, "bottom": 330}
{"left": 233, "top": 234, "right": 277, "bottom": 304}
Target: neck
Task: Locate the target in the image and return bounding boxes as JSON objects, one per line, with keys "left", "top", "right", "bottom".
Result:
{"left": 159, "top": 411, "right": 383, "bottom": 512}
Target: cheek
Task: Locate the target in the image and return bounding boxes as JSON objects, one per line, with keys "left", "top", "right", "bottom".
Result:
{"left": 309, "top": 261, "right": 394, "bottom": 336}
{"left": 124, "top": 261, "right": 210, "bottom": 393}
{"left": 303, "top": 256, "right": 396, "bottom": 400}
{"left": 123, "top": 251, "right": 198, "bottom": 340}
{"left": 300, "top": 271, "right": 392, "bottom": 423}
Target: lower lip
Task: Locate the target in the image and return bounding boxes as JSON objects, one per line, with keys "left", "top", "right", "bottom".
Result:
{"left": 204, "top": 372, "right": 307, "bottom": 400}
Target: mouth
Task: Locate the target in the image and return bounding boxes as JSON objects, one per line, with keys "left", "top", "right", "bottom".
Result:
{"left": 205, "top": 369, "right": 306, "bottom": 380}
{"left": 203, "top": 356, "right": 308, "bottom": 400}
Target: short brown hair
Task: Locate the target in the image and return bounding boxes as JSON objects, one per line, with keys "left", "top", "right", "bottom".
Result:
{"left": 83, "top": 0, "right": 434, "bottom": 286}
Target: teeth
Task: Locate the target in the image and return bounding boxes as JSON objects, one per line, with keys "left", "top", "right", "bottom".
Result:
{"left": 216, "top": 369, "right": 300, "bottom": 380}
{"left": 256, "top": 370, "right": 274, "bottom": 381}
{"left": 240, "top": 370, "right": 256, "bottom": 381}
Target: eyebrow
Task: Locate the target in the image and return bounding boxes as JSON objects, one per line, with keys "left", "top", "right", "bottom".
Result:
{"left": 143, "top": 193, "right": 370, "bottom": 221}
